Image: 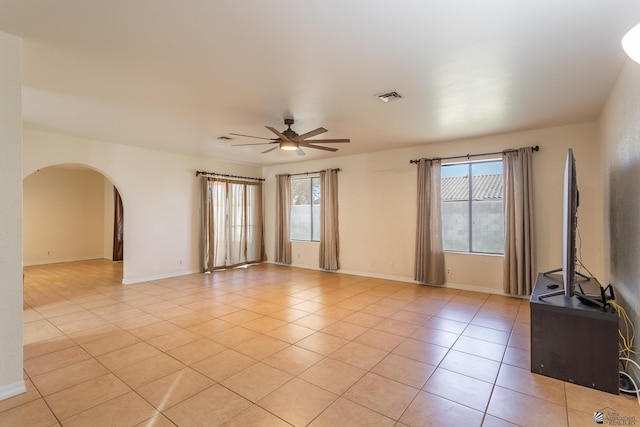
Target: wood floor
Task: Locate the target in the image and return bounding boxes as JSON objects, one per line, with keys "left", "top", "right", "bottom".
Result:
{"left": 1, "top": 259, "right": 637, "bottom": 426}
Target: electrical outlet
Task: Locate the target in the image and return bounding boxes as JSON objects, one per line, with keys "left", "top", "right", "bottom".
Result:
{"left": 47, "top": 250, "right": 51, "bottom": 256}
{"left": 447, "top": 268, "right": 451, "bottom": 275}
{"left": 388, "top": 262, "right": 393, "bottom": 270}
{"left": 178, "top": 259, "right": 183, "bottom": 265}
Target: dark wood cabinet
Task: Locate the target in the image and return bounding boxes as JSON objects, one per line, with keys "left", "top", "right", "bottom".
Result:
{"left": 530, "top": 273, "right": 619, "bottom": 394}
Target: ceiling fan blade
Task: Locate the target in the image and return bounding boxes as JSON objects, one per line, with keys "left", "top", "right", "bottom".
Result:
{"left": 231, "top": 142, "right": 274, "bottom": 147}
{"left": 261, "top": 146, "right": 279, "bottom": 154}
{"left": 294, "top": 127, "right": 327, "bottom": 141}
{"left": 304, "top": 138, "right": 350, "bottom": 143}
{"left": 229, "top": 133, "right": 274, "bottom": 141}
{"left": 296, "top": 148, "right": 306, "bottom": 156}
{"left": 265, "top": 126, "right": 292, "bottom": 141}
{"left": 300, "top": 142, "right": 339, "bottom": 152}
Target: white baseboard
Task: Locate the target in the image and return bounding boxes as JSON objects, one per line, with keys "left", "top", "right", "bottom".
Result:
{"left": 122, "top": 268, "right": 200, "bottom": 285}
{"left": 438, "top": 281, "right": 515, "bottom": 296}
{"left": 0, "top": 380, "right": 26, "bottom": 401}
{"left": 266, "top": 261, "right": 512, "bottom": 296}
{"left": 23, "top": 255, "right": 105, "bottom": 267}
{"left": 339, "top": 269, "right": 508, "bottom": 295}
{"left": 122, "top": 262, "right": 518, "bottom": 297}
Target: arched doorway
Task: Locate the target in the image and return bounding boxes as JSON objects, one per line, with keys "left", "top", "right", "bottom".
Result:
{"left": 22, "top": 164, "right": 124, "bottom": 284}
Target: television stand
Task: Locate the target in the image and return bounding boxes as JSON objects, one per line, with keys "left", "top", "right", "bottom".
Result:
{"left": 530, "top": 273, "right": 619, "bottom": 394}
{"left": 537, "top": 269, "right": 590, "bottom": 301}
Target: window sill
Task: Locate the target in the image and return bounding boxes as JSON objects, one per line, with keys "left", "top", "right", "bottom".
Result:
{"left": 444, "top": 251, "right": 504, "bottom": 257}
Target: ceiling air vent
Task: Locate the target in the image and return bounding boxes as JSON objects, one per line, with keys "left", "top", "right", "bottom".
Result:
{"left": 376, "top": 91, "right": 402, "bottom": 103}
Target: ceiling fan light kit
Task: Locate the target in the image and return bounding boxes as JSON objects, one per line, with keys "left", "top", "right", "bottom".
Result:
{"left": 280, "top": 141, "right": 299, "bottom": 151}
{"left": 229, "top": 118, "right": 350, "bottom": 155}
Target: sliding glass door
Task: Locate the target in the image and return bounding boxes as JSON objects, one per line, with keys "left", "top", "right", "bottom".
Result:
{"left": 202, "top": 178, "right": 264, "bottom": 271}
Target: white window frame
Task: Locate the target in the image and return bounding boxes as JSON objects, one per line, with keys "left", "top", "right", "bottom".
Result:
{"left": 290, "top": 176, "right": 321, "bottom": 242}
{"left": 441, "top": 159, "right": 504, "bottom": 255}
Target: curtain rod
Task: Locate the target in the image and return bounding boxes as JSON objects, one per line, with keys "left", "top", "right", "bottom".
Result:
{"left": 409, "top": 145, "right": 539, "bottom": 164}
{"left": 196, "top": 171, "right": 265, "bottom": 182}
{"left": 284, "top": 168, "right": 341, "bottom": 177}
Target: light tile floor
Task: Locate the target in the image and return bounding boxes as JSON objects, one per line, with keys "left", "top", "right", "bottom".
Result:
{"left": 1, "top": 260, "right": 637, "bottom": 426}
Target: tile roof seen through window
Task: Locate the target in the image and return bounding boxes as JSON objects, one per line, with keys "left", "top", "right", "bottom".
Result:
{"left": 442, "top": 174, "right": 503, "bottom": 201}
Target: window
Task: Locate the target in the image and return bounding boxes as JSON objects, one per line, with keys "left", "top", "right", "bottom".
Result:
{"left": 441, "top": 160, "right": 504, "bottom": 254}
{"left": 290, "top": 177, "right": 320, "bottom": 241}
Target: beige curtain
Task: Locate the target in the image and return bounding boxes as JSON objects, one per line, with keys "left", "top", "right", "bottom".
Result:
{"left": 503, "top": 148, "right": 535, "bottom": 295}
{"left": 274, "top": 174, "right": 292, "bottom": 264}
{"left": 415, "top": 159, "right": 446, "bottom": 285}
{"left": 201, "top": 178, "right": 226, "bottom": 270}
{"left": 201, "top": 176, "right": 214, "bottom": 271}
{"left": 319, "top": 169, "right": 340, "bottom": 270}
{"left": 201, "top": 177, "right": 264, "bottom": 271}
{"left": 112, "top": 187, "right": 124, "bottom": 262}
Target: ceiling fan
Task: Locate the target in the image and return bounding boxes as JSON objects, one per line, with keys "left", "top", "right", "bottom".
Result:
{"left": 229, "top": 118, "right": 350, "bottom": 156}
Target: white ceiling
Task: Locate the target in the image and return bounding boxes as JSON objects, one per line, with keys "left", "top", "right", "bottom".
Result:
{"left": 2, "top": 1, "right": 640, "bottom": 166}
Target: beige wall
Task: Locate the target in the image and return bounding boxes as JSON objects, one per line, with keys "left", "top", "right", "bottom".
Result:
{"left": 0, "top": 31, "right": 24, "bottom": 400}
{"left": 23, "top": 128, "right": 262, "bottom": 284}
{"left": 599, "top": 59, "right": 640, "bottom": 370}
{"left": 23, "top": 167, "right": 106, "bottom": 265}
{"left": 263, "top": 121, "right": 604, "bottom": 294}
{"left": 21, "top": 120, "right": 604, "bottom": 295}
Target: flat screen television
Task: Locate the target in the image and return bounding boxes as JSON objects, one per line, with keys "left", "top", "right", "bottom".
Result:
{"left": 561, "top": 148, "right": 578, "bottom": 297}
{"left": 539, "top": 148, "right": 586, "bottom": 300}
